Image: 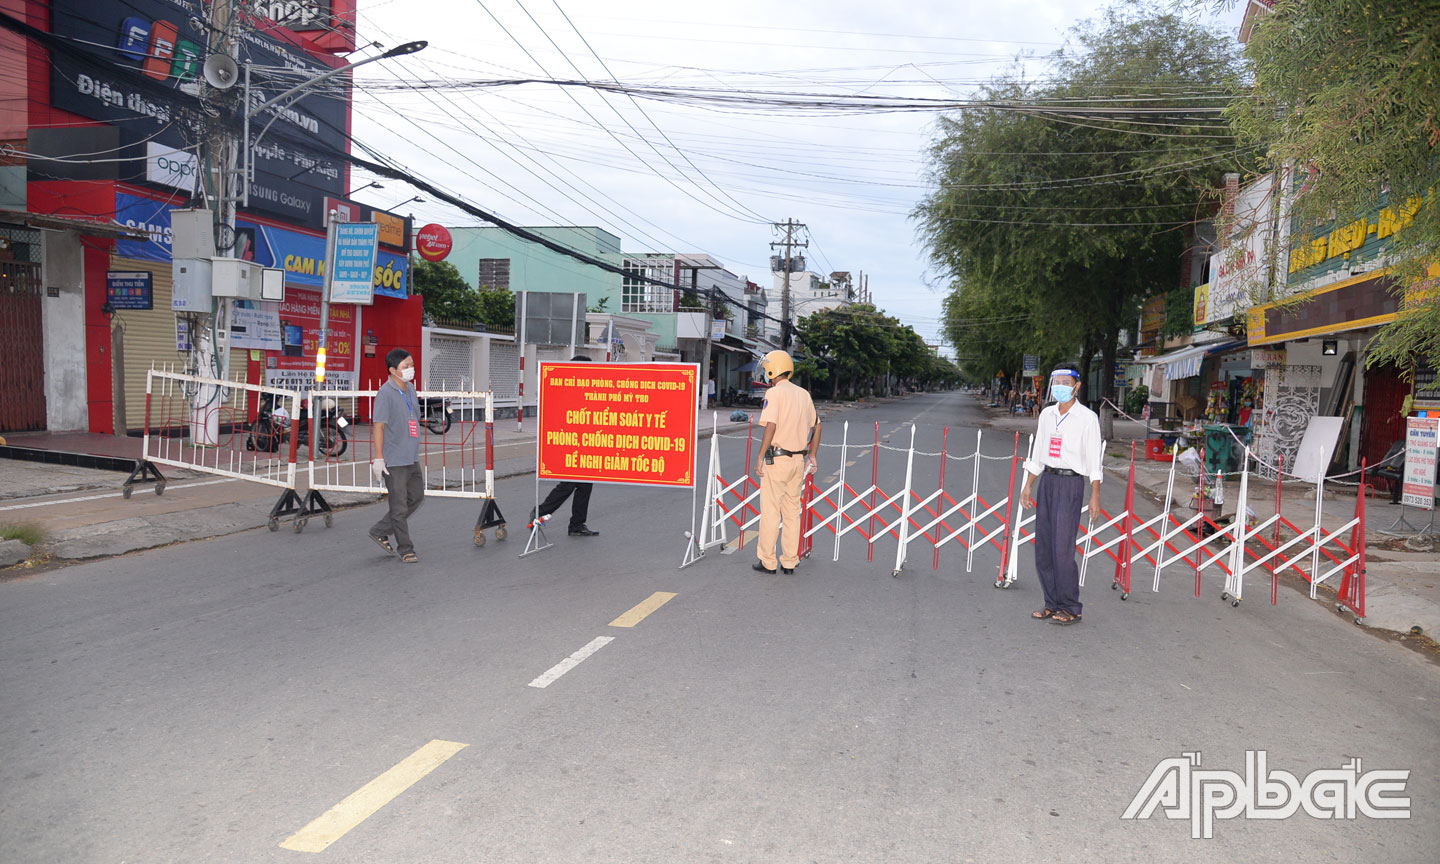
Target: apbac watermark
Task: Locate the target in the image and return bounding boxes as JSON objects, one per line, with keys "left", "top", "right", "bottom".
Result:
{"left": 1123, "top": 751, "right": 1410, "bottom": 839}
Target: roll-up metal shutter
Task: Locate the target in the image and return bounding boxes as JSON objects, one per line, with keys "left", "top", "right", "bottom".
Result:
{"left": 108, "top": 256, "right": 247, "bottom": 431}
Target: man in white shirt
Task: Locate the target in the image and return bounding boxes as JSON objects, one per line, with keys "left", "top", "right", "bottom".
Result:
{"left": 1019, "top": 366, "right": 1103, "bottom": 625}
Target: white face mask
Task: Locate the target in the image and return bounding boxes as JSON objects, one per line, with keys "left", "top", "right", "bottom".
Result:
{"left": 400, "top": 367, "right": 415, "bottom": 382}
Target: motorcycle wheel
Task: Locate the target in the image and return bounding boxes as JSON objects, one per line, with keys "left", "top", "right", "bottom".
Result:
{"left": 427, "top": 413, "right": 452, "bottom": 435}
{"left": 319, "top": 422, "right": 345, "bottom": 458}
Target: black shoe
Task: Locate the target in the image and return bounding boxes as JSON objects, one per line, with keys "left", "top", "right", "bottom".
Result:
{"left": 780, "top": 565, "right": 795, "bottom": 575}
{"left": 568, "top": 525, "right": 599, "bottom": 536}
{"left": 752, "top": 561, "right": 777, "bottom": 574}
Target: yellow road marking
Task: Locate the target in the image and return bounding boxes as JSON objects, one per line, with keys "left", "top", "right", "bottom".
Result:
{"left": 609, "top": 591, "right": 678, "bottom": 628}
{"left": 279, "top": 740, "right": 468, "bottom": 853}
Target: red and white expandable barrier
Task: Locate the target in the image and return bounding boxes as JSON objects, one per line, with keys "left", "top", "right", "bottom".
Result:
{"left": 691, "top": 413, "right": 1369, "bottom": 619}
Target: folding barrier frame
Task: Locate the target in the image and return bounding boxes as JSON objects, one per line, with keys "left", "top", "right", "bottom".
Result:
{"left": 307, "top": 386, "right": 507, "bottom": 544}
{"left": 130, "top": 367, "right": 306, "bottom": 526}
{"left": 689, "top": 415, "right": 1370, "bottom": 621}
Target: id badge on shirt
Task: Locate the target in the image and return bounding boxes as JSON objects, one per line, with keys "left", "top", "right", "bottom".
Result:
{"left": 408, "top": 418, "right": 420, "bottom": 438}
{"left": 1048, "top": 435, "right": 1063, "bottom": 459}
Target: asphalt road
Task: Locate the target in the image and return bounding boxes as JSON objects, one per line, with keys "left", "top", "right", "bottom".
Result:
{"left": 2, "top": 391, "right": 1436, "bottom": 863}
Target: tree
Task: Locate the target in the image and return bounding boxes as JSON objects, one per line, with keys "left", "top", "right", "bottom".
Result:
{"left": 1226, "top": 0, "right": 1440, "bottom": 372}
{"left": 916, "top": 0, "right": 1250, "bottom": 436}
{"left": 412, "top": 258, "right": 514, "bottom": 330}
{"left": 795, "top": 305, "right": 899, "bottom": 398}
{"left": 475, "top": 286, "right": 515, "bottom": 331}
{"left": 413, "top": 259, "right": 479, "bottom": 322}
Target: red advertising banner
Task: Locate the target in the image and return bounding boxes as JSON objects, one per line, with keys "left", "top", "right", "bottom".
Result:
{"left": 265, "top": 287, "right": 360, "bottom": 389}
{"left": 538, "top": 362, "right": 699, "bottom": 487}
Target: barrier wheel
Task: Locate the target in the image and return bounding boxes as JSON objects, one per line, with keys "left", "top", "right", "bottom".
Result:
{"left": 1230, "top": 598, "right": 1240, "bottom": 608}
{"left": 323, "top": 514, "right": 333, "bottom": 529}
{"left": 1354, "top": 617, "right": 1364, "bottom": 626}
{"left": 495, "top": 525, "right": 507, "bottom": 541}
{"left": 1121, "top": 592, "right": 1129, "bottom": 601}
{"left": 1221, "top": 591, "right": 1230, "bottom": 601}
{"left": 155, "top": 482, "right": 166, "bottom": 496}
{"left": 1111, "top": 582, "right": 1119, "bottom": 591}
{"left": 122, "top": 486, "right": 132, "bottom": 500}
{"left": 267, "top": 517, "right": 279, "bottom": 532}
{"left": 474, "top": 529, "right": 486, "bottom": 548}
{"left": 294, "top": 517, "right": 307, "bottom": 534}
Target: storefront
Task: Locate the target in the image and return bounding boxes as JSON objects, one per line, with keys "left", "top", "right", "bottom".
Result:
{"left": 26, "top": 184, "right": 417, "bottom": 432}
{"left": 1247, "top": 272, "right": 1405, "bottom": 474}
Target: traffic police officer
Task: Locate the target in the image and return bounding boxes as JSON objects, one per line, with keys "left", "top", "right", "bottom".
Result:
{"left": 1019, "top": 365, "right": 1103, "bottom": 624}
{"left": 753, "top": 350, "right": 821, "bottom": 574}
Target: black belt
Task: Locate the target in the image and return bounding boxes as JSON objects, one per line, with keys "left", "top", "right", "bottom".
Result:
{"left": 766, "top": 446, "right": 807, "bottom": 458}
{"left": 1044, "top": 466, "right": 1081, "bottom": 477}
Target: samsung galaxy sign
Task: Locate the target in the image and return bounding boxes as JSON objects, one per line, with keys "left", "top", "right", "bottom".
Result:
{"left": 145, "top": 142, "right": 198, "bottom": 193}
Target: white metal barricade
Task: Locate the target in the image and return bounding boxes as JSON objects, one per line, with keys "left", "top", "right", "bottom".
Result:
{"left": 306, "top": 386, "right": 508, "bottom": 545}
{"left": 130, "top": 367, "right": 303, "bottom": 498}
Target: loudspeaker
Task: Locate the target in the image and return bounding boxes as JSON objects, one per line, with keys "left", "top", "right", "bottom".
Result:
{"left": 202, "top": 54, "right": 238, "bottom": 89}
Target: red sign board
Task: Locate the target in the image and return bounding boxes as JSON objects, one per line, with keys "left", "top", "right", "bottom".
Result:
{"left": 416, "top": 223, "right": 453, "bottom": 262}
{"left": 537, "top": 362, "right": 699, "bottom": 488}
{"left": 265, "top": 287, "right": 360, "bottom": 389}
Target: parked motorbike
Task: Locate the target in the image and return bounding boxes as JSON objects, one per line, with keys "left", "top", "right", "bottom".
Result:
{"left": 246, "top": 394, "right": 349, "bottom": 457}
{"left": 420, "top": 396, "right": 452, "bottom": 435}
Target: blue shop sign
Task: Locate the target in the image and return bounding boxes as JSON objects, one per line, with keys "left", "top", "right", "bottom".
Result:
{"left": 106, "top": 270, "right": 153, "bottom": 309}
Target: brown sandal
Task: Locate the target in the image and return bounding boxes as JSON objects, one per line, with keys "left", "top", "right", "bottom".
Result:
{"left": 1052, "top": 610, "right": 1082, "bottom": 625}
{"left": 370, "top": 534, "right": 395, "bottom": 555}
{"left": 1032, "top": 608, "right": 1055, "bottom": 619}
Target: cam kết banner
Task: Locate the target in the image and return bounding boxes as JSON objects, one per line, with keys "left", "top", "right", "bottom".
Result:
{"left": 537, "top": 362, "right": 698, "bottom": 488}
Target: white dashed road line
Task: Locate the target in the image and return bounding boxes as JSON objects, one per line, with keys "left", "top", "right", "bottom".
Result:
{"left": 528, "top": 636, "right": 615, "bottom": 689}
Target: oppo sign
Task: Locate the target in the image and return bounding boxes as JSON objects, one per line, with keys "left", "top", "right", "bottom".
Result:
{"left": 145, "top": 142, "right": 198, "bottom": 193}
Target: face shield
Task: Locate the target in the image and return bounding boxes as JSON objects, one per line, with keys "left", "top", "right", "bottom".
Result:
{"left": 1046, "top": 368, "right": 1081, "bottom": 403}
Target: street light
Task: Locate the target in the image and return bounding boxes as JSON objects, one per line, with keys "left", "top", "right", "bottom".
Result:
{"left": 392, "top": 195, "right": 424, "bottom": 209}
{"left": 242, "top": 41, "right": 428, "bottom": 207}
{"left": 351, "top": 181, "right": 384, "bottom": 195}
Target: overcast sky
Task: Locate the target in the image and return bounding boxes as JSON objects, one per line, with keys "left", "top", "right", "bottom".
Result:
{"left": 346, "top": 0, "right": 1245, "bottom": 352}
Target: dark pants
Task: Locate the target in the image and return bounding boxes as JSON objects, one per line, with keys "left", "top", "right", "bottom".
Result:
{"left": 1035, "top": 472, "right": 1086, "bottom": 616}
{"left": 370, "top": 463, "right": 426, "bottom": 554}
{"left": 539, "top": 482, "right": 592, "bottom": 529}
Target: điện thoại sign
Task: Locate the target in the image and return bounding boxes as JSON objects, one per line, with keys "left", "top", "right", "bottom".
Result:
{"left": 537, "top": 362, "right": 699, "bottom": 487}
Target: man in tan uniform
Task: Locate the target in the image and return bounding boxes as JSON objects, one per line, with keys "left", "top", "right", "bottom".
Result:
{"left": 753, "top": 350, "right": 821, "bottom": 574}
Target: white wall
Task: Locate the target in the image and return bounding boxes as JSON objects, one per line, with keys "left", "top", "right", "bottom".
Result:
{"left": 42, "top": 230, "right": 89, "bottom": 431}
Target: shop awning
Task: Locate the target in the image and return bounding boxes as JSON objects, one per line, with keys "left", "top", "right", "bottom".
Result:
{"left": 0, "top": 209, "right": 149, "bottom": 240}
{"left": 1161, "top": 344, "right": 1212, "bottom": 380}
{"left": 1158, "top": 339, "right": 1248, "bottom": 380}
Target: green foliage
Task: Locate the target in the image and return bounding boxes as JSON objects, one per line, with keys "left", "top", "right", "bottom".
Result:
{"left": 0, "top": 522, "right": 45, "bottom": 547}
{"left": 795, "top": 305, "right": 958, "bottom": 396}
{"left": 916, "top": 1, "right": 1249, "bottom": 411}
{"left": 1162, "top": 284, "right": 1195, "bottom": 339}
{"left": 1125, "top": 384, "right": 1150, "bottom": 415}
{"left": 1227, "top": 0, "right": 1440, "bottom": 372}
{"left": 587, "top": 297, "right": 610, "bottom": 313}
{"left": 413, "top": 259, "right": 479, "bottom": 321}
{"left": 413, "top": 258, "right": 514, "bottom": 330}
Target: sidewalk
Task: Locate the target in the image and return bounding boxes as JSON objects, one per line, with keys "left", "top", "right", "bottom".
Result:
{"left": 0, "top": 407, "right": 753, "bottom": 570}
{"left": 975, "top": 396, "right": 1440, "bottom": 639}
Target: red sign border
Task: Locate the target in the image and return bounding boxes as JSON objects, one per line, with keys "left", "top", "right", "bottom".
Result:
{"left": 536, "top": 361, "right": 699, "bottom": 489}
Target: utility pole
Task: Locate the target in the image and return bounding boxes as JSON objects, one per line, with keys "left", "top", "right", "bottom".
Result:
{"left": 695, "top": 264, "right": 711, "bottom": 411}
{"left": 189, "top": 0, "right": 241, "bottom": 444}
{"left": 770, "top": 219, "right": 807, "bottom": 350}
